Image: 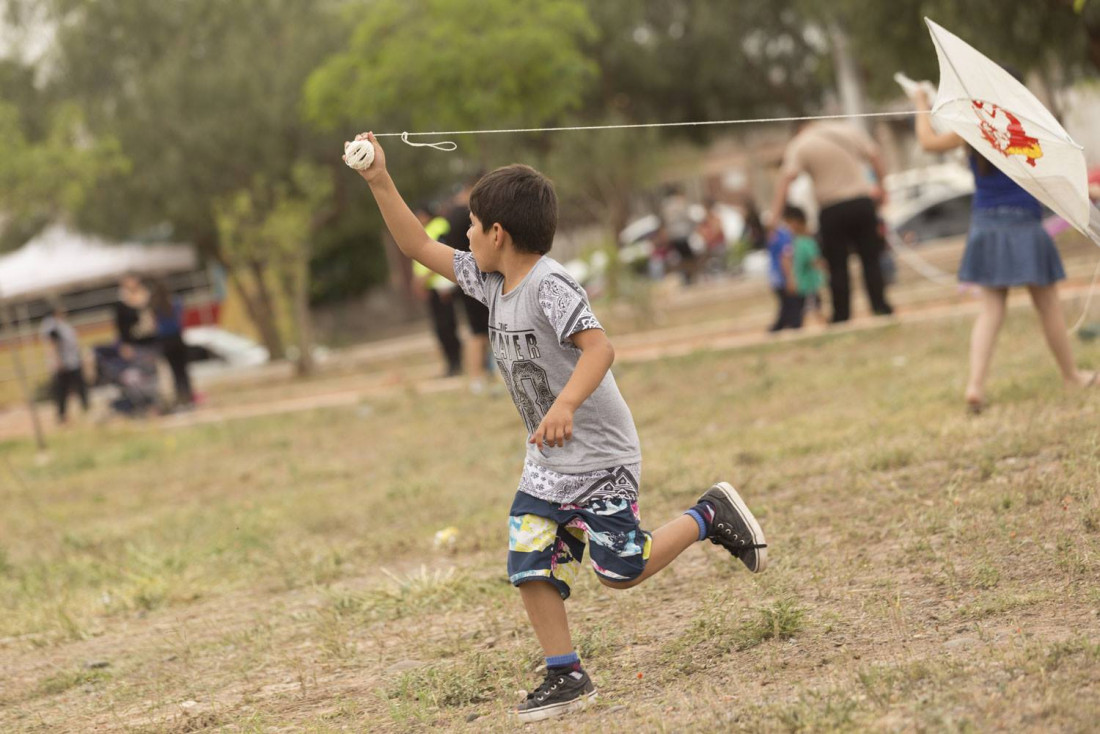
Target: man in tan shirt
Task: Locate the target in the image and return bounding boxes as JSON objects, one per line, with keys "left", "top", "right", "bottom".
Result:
{"left": 769, "top": 121, "right": 893, "bottom": 323}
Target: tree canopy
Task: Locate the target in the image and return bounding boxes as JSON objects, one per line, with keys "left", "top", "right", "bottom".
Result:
{"left": 0, "top": 56, "right": 126, "bottom": 251}
{"left": 305, "top": 0, "right": 597, "bottom": 147}
{"left": 3, "top": 0, "right": 1099, "bottom": 321}
{"left": 812, "top": 0, "right": 1100, "bottom": 99}
{"left": 581, "top": 0, "right": 829, "bottom": 126}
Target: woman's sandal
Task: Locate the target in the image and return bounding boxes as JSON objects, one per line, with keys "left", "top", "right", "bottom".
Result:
{"left": 966, "top": 397, "right": 984, "bottom": 415}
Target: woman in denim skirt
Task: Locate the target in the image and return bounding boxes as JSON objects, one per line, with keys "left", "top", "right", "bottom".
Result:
{"left": 912, "top": 88, "right": 1096, "bottom": 412}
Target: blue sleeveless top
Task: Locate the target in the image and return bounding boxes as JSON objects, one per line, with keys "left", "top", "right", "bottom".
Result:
{"left": 969, "top": 155, "right": 1041, "bottom": 216}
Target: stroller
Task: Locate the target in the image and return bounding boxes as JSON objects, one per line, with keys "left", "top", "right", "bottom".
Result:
{"left": 93, "top": 344, "right": 161, "bottom": 416}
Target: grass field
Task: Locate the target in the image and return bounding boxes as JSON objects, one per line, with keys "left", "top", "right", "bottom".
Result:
{"left": 2, "top": 278, "right": 1100, "bottom": 731}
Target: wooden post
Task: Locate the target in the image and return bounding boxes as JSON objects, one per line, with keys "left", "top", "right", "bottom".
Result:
{"left": 0, "top": 298, "right": 47, "bottom": 450}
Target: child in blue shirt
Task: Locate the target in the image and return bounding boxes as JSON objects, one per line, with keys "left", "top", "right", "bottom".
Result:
{"left": 767, "top": 221, "right": 803, "bottom": 331}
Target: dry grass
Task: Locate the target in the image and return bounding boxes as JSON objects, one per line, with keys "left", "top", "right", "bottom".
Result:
{"left": 2, "top": 247, "right": 1100, "bottom": 731}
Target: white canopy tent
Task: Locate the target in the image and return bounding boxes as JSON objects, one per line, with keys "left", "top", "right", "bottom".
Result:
{"left": 0, "top": 224, "right": 197, "bottom": 303}
{"left": 0, "top": 225, "right": 196, "bottom": 449}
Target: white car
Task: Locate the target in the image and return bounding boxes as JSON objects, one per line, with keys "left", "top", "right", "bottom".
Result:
{"left": 183, "top": 326, "right": 270, "bottom": 378}
{"left": 882, "top": 164, "right": 975, "bottom": 244}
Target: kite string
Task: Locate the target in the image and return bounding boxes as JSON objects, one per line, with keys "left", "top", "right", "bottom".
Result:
{"left": 375, "top": 110, "right": 924, "bottom": 145}
{"left": 1070, "top": 255, "right": 1100, "bottom": 334}
{"left": 884, "top": 230, "right": 957, "bottom": 286}
{"left": 380, "top": 106, "right": 1100, "bottom": 327}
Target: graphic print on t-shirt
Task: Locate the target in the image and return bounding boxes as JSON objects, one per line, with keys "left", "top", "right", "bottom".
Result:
{"left": 491, "top": 323, "right": 556, "bottom": 433}
{"left": 451, "top": 249, "right": 641, "bottom": 477}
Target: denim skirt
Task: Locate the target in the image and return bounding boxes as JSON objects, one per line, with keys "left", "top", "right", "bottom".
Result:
{"left": 958, "top": 207, "right": 1065, "bottom": 287}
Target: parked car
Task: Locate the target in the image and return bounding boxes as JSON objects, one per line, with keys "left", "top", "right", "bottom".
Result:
{"left": 182, "top": 326, "right": 270, "bottom": 379}
{"left": 882, "top": 164, "right": 974, "bottom": 244}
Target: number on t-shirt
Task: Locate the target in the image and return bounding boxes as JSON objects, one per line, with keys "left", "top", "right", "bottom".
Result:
{"left": 506, "top": 361, "right": 556, "bottom": 434}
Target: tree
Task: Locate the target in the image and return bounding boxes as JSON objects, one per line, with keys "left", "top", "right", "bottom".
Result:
{"left": 580, "top": 0, "right": 830, "bottom": 130}
{"left": 305, "top": 0, "right": 600, "bottom": 303}
{"left": 215, "top": 163, "right": 332, "bottom": 376}
{"left": 809, "top": 1, "right": 1100, "bottom": 101}
{"left": 23, "top": 0, "right": 355, "bottom": 357}
{"left": 535, "top": 122, "right": 659, "bottom": 255}
{"left": 0, "top": 57, "right": 126, "bottom": 251}
{"left": 305, "top": 0, "right": 597, "bottom": 144}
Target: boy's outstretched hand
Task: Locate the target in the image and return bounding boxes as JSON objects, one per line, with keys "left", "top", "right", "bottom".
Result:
{"left": 344, "top": 132, "right": 387, "bottom": 183}
{"left": 530, "top": 402, "right": 575, "bottom": 451}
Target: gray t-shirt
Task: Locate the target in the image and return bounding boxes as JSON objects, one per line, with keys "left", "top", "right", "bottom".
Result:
{"left": 39, "top": 316, "right": 82, "bottom": 371}
{"left": 453, "top": 251, "right": 642, "bottom": 480}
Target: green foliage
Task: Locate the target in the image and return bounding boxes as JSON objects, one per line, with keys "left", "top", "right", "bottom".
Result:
{"left": 6, "top": 0, "right": 1099, "bottom": 317}
{"left": 46, "top": 0, "right": 347, "bottom": 237}
{"left": 215, "top": 163, "right": 330, "bottom": 272}
{"left": 540, "top": 123, "right": 662, "bottom": 215}
{"left": 808, "top": 0, "right": 1100, "bottom": 100}
{"left": 214, "top": 164, "right": 333, "bottom": 365}
{"left": 0, "top": 98, "right": 128, "bottom": 251}
{"left": 582, "top": 0, "right": 830, "bottom": 124}
{"left": 306, "top": 0, "right": 597, "bottom": 136}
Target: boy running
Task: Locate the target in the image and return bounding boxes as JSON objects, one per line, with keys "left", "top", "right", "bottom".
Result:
{"left": 346, "top": 132, "right": 767, "bottom": 722}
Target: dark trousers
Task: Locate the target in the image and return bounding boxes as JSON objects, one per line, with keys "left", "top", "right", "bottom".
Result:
{"left": 818, "top": 196, "right": 893, "bottom": 323}
{"left": 671, "top": 237, "right": 698, "bottom": 285}
{"left": 55, "top": 367, "right": 88, "bottom": 420}
{"left": 770, "top": 289, "right": 806, "bottom": 332}
{"left": 458, "top": 290, "right": 490, "bottom": 335}
{"left": 428, "top": 290, "right": 462, "bottom": 375}
{"left": 161, "top": 335, "right": 193, "bottom": 405}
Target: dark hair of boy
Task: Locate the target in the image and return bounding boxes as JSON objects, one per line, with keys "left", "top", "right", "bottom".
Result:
{"left": 781, "top": 204, "right": 807, "bottom": 225}
{"left": 469, "top": 164, "right": 558, "bottom": 255}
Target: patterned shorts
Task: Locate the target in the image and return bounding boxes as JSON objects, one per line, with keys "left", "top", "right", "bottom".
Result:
{"left": 507, "top": 465, "right": 651, "bottom": 600}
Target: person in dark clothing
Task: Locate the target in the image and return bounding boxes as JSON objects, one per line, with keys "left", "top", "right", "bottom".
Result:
{"left": 661, "top": 185, "right": 699, "bottom": 285}
{"left": 440, "top": 176, "right": 492, "bottom": 392}
{"left": 115, "top": 274, "right": 158, "bottom": 350}
{"left": 770, "top": 121, "right": 894, "bottom": 322}
{"left": 742, "top": 198, "right": 768, "bottom": 251}
{"left": 39, "top": 305, "right": 88, "bottom": 422}
{"left": 150, "top": 280, "right": 194, "bottom": 408}
{"left": 414, "top": 205, "right": 463, "bottom": 376}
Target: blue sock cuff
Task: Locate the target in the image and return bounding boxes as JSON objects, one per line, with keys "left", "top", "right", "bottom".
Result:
{"left": 685, "top": 508, "right": 707, "bottom": 542}
{"left": 546, "top": 651, "right": 580, "bottom": 669}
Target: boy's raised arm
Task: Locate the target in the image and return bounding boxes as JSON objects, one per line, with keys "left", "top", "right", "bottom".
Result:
{"left": 345, "top": 132, "right": 458, "bottom": 283}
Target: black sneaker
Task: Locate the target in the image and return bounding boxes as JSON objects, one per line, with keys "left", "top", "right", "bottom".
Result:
{"left": 698, "top": 482, "right": 768, "bottom": 573}
{"left": 515, "top": 667, "right": 596, "bottom": 723}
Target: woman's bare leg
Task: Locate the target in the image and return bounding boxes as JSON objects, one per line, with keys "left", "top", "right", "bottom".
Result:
{"left": 966, "top": 287, "right": 1008, "bottom": 406}
{"left": 1027, "top": 284, "right": 1094, "bottom": 386}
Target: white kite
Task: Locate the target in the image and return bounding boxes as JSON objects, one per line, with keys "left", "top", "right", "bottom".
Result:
{"left": 924, "top": 17, "right": 1100, "bottom": 245}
